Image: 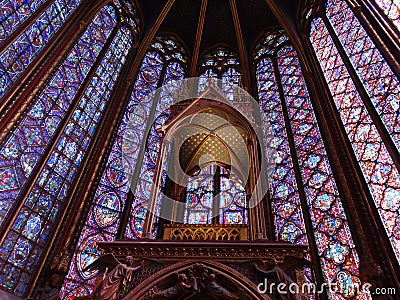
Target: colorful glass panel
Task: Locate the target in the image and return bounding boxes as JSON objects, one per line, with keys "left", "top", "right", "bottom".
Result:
{"left": 256, "top": 29, "right": 367, "bottom": 298}
{"left": 198, "top": 68, "right": 218, "bottom": 93}
{"left": 62, "top": 37, "right": 183, "bottom": 296}
{"left": 126, "top": 58, "right": 186, "bottom": 238}
{"left": 257, "top": 56, "right": 307, "bottom": 244}
{"left": 60, "top": 49, "right": 163, "bottom": 297}
{"left": 200, "top": 48, "right": 240, "bottom": 69}
{"left": 326, "top": 0, "right": 400, "bottom": 151}
{"left": 0, "top": 0, "right": 83, "bottom": 98}
{"left": 198, "top": 48, "right": 241, "bottom": 97}
{"left": 222, "top": 67, "right": 241, "bottom": 101}
{"left": 0, "top": 0, "right": 47, "bottom": 43}
{"left": 0, "top": 24, "right": 133, "bottom": 296}
{"left": 185, "top": 165, "right": 215, "bottom": 224}
{"left": 373, "top": 0, "right": 400, "bottom": 31}
{"left": 183, "top": 165, "right": 247, "bottom": 225}
{"left": 124, "top": 38, "right": 187, "bottom": 239}
{"left": 310, "top": 17, "right": 400, "bottom": 262}
{"left": 0, "top": 5, "right": 116, "bottom": 229}
{"left": 278, "top": 45, "right": 364, "bottom": 298}
{"left": 219, "top": 168, "right": 247, "bottom": 224}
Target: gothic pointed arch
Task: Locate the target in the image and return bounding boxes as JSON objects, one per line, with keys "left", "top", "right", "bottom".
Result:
{"left": 154, "top": 92, "right": 261, "bottom": 229}
{"left": 198, "top": 46, "right": 242, "bottom": 99}
{"left": 124, "top": 260, "right": 268, "bottom": 300}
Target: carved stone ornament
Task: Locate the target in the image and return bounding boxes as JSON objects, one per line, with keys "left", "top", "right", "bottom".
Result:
{"left": 143, "top": 263, "right": 243, "bottom": 300}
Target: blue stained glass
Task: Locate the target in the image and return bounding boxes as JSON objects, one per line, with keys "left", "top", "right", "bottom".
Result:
{"left": 219, "top": 172, "right": 247, "bottom": 224}
{"left": 182, "top": 165, "right": 247, "bottom": 225}
{"left": 124, "top": 39, "right": 187, "bottom": 240}
{"left": 256, "top": 30, "right": 367, "bottom": 298}
{"left": 184, "top": 165, "right": 215, "bottom": 224}
{"left": 0, "top": 5, "right": 116, "bottom": 231}
{"left": 256, "top": 32, "right": 308, "bottom": 244}
{"left": 261, "top": 82, "right": 307, "bottom": 240}
{"left": 0, "top": 25, "right": 132, "bottom": 297}
{"left": 222, "top": 67, "right": 241, "bottom": 100}
{"left": 0, "top": 0, "right": 83, "bottom": 98}
{"left": 198, "top": 48, "right": 241, "bottom": 96}
{"left": 61, "top": 30, "right": 158, "bottom": 300}
{"left": 277, "top": 45, "right": 364, "bottom": 298}
{"left": 0, "top": 0, "right": 47, "bottom": 43}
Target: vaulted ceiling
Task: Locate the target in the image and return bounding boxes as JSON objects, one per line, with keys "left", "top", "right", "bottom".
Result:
{"left": 139, "top": 0, "right": 303, "bottom": 65}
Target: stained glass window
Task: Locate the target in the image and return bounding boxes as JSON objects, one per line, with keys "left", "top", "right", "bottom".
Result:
{"left": 0, "top": 4, "right": 116, "bottom": 231}
{"left": 256, "top": 30, "right": 366, "bottom": 298}
{"left": 0, "top": 3, "right": 135, "bottom": 297}
{"left": 0, "top": 0, "right": 47, "bottom": 43}
{"left": 257, "top": 56, "right": 306, "bottom": 242}
{"left": 373, "top": 0, "right": 400, "bottom": 31}
{"left": 61, "top": 36, "right": 186, "bottom": 298}
{"left": 124, "top": 37, "right": 187, "bottom": 239}
{"left": 0, "top": 0, "right": 83, "bottom": 98}
{"left": 310, "top": 5, "right": 400, "bottom": 263}
{"left": 326, "top": 0, "right": 400, "bottom": 151}
{"left": 198, "top": 48, "right": 241, "bottom": 100}
{"left": 184, "top": 165, "right": 247, "bottom": 225}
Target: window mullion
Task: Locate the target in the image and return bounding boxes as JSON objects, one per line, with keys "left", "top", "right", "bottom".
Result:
{"left": 119, "top": 60, "right": 168, "bottom": 238}
{"left": 321, "top": 13, "right": 400, "bottom": 172}
{"left": 0, "top": 0, "right": 92, "bottom": 137}
{"left": 113, "top": 44, "right": 155, "bottom": 239}
{"left": 212, "top": 165, "right": 221, "bottom": 224}
{"left": 0, "top": 0, "right": 90, "bottom": 104}
{"left": 271, "top": 56, "right": 327, "bottom": 297}
{"left": 29, "top": 24, "right": 135, "bottom": 297}
{"left": 346, "top": 0, "right": 400, "bottom": 76}
{"left": 0, "top": 25, "right": 120, "bottom": 245}
{"left": 361, "top": 0, "right": 400, "bottom": 46}
{"left": 300, "top": 32, "right": 381, "bottom": 265}
{"left": 0, "top": 0, "right": 54, "bottom": 51}
{"left": 52, "top": 36, "right": 139, "bottom": 266}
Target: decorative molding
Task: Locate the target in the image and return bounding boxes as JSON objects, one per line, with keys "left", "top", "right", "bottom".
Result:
{"left": 122, "top": 260, "right": 272, "bottom": 299}
{"left": 163, "top": 224, "right": 248, "bottom": 241}
{"left": 97, "top": 240, "right": 308, "bottom": 261}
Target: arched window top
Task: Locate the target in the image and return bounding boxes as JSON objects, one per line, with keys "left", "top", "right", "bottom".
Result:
{"left": 254, "top": 29, "right": 289, "bottom": 60}
{"left": 199, "top": 47, "right": 240, "bottom": 75}
{"left": 202, "top": 48, "right": 239, "bottom": 65}
{"left": 150, "top": 35, "right": 188, "bottom": 65}
{"left": 113, "top": 0, "right": 136, "bottom": 16}
{"left": 198, "top": 47, "right": 241, "bottom": 97}
{"left": 112, "top": 0, "right": 141, "bottom": 34}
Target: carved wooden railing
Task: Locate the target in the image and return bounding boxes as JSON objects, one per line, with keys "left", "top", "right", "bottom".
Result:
{"left": 163, "top": 224, "right": 248, "bottom": 241}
